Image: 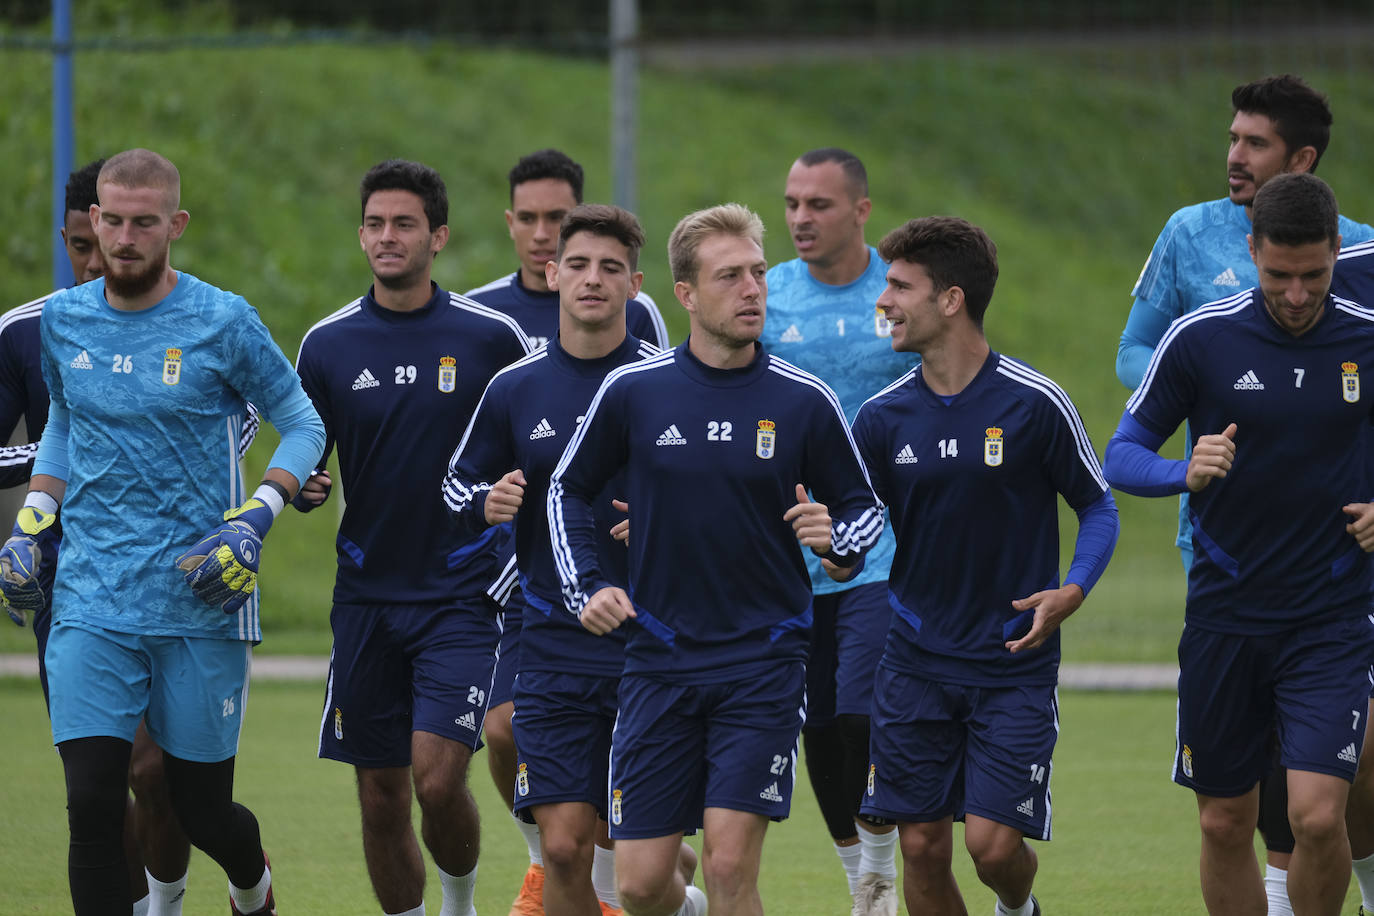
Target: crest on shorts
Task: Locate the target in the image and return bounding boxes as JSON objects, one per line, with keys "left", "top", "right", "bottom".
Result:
{"left": 984, "top": 426, "right": 1004, "bottom": 467}
{"left": 611, "top": 789, "right": 623, "bottom": 825}
{"left": 334, "top": 707, "right": 344, "bottom": 741}
{"left": 162, "top": 348, "right": 182, "bottom": 386}
{"left": 1181, "top": 743, "right": 1194, "bottom": 778}
{"left": 1342, "top": 362, "right": 1360, "bottom": 403}
{"left": 438, "top": 356, "right": 457, "bottom": 394}
{"left": 867, "top": 763, "right": 876, "bottom": 796}
{"left": 517, "top": 763, "right": 530, "bottom": 797}
{"left": 756, "top": 419, "right": 776, "bottom": 459}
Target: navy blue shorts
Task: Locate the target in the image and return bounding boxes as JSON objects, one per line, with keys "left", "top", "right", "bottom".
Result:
{"left": 512, "top": 670, "right": 619, "bottom": 819}
{"left": 488, "top": 595, "right": 522, "bottom": 709}
{"left": 608, "top": 663, "right": 807, "bottom": 840}
{"left": 1175, "top": 614, "right": 1374, "bottom": 796}
{"left": 861, "top": 664, "right": 1058, "bottom": 840}
{"left": 805, "top": 581, "right": 889, "bottom": 727}
{"left": 319, "top": 601, "right": 501, "bottom": 767}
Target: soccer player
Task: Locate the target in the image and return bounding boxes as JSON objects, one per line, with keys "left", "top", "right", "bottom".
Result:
{"left": 853, "top": 216, "right": 1117, "bottom": 916}
{"left": 0, "top": 147, "right": 324, "bottom": 916}
{"left": 1115, "top": 73, "right": 1374, "bottom": 912}
{"left": 464, "top": 147, "right": 668, "bottom": 915}
{"left": 445, "top": 203, "right": 663, "bottom": 915}
{"left": 294, "top": 159, "right": 531, "bottom": 916}
{"left": 0, "top": 158, "right": 260, "bottom": 916}
{"left": 760, "top": 147, "right": 907, "bottom": 915}
{"left": 549, "top": 203, "right": 884, "bottom": 916}
{"left": 1104, "top": 171, "right": 1374, "bottom": 916}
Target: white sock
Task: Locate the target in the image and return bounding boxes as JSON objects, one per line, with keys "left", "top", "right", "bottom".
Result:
{"left": 995, "top": 895, "right": 1035, "bottom": 916}
{"left": 146, "top": 869, "right": 188, "bottom": 916}
{"left": 593, "top": 843, "right": 620, "bottom": 907}
{"left": 835, "top": 841, "right": 863, "bottom": 894}
{"left": 438, "top": 863, "right": 477, "bottom": 916}
{"left": 515, "top": 814, "right": 544, "bottom": 867}
{"left": 228, "top": 861, "right": 271, "bottom": 915}
{"left": 386, "top": 907, "right": 424, "bottom": 916}
{"left": 856, "top": 824, "right": 898, "bottom": 880}
{"left": 676, "top": 885, "right": 707, "bottom": 915}
{"left": 132, "top": 895, "right": 150, "bottom": 916}
{"left": 1354, "top": 852, "right": 1374, "bottom": 909}
{"left": 1264, "top": 865, "right": 1295, "bottom": 916}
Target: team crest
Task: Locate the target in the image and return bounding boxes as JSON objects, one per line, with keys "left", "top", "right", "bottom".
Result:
{"left": 334, "top": 707, "right": 343, "bottom": 741}
{"left": 866, "top": 764, "right": 876, "bottom": 796}
{"left": 611, "top": 789, "right": 623, "bottom": 825}
{"left": 438, "top": 356, "right": 457, "bottom": 393}
{"left": 756, "top": 419, "right": 776, "bottom": 459}
{"left": 162, "top": 348, "right": 182, "bottom": 385}
{"left": 1342, "top": 362, "right": 1360, "bottom": 404}
{"left": 984, "top": 426, "right": 1004, "bottom": 467}
{"left": 1181, "top": 744, "right": 1194, "bottom": 779}
{"left": 873, "top": 307, "right": 892, "bottom": 338}
{"left": 516, "top": 763, "right": 530, "bottom": 797}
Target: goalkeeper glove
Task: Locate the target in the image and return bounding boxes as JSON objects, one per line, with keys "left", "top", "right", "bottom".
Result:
{"left": 0, "top": 503, "right": 57, "bottom": 626}
{"left": 175, "top": 496, "right": 277, "bottom": 614}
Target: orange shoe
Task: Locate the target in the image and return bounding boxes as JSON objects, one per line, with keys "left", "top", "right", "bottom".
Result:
{"left": 508, "top": 862, "right": 545, "bottom": 916}
{"left": 599, "top": 903, "right": 623, "bottom": 915}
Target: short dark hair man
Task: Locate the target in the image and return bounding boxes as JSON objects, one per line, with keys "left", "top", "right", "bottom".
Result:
{"left": 855, "top": 216, "right": 1117, "bottom": 916}
{"left": 1106, "top": 172, "right": 1374, "bottom": 915}
{"left": 295, "top": 159, "right": 531, "bottom": 916}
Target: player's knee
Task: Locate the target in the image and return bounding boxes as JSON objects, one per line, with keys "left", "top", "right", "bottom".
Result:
{"left": 1288, "top": 798, "right": 1347, "bottom": 846}
{"left": 966, "top": 831, "right": 1029, "bottom": 883}
{"left": 540, "top": 830, "right": 593, "bottom": 877}
{"left": 701, "top": 843, "right": 754, "bottom": 896}
{"left": 412, "top": 763, "right": 469, "bottom": 816}
{"left": 900, "top": 824, "right": 954, "bottom": 869}
{"left": 66, "top": 778, "right": 125, "bottom": 845}
{"left": 1197, "top": 800, "right": 1257, "bottom": 848}
{"left": 617, "top": 869, "right": 672, "bottom": 913}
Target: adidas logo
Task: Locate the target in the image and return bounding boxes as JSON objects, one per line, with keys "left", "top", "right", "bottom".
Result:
{"left": 656, "top": 424, "right": 687, "bottom": 446}
{"left": 1212, "top": 267, "right": 1241, "bottom": 287}
{"left": 759, "top": 782, "right": 783, "bottom": 803}
{"left": 529, "top": 418, "right": 557, "bottom": 440}
{"left": 454, "top": 711, "right": 477, "bottom": 731}
{"left": 1340, "top": 742, "right": 1359, "bottom": 765}
{"left": 70, "top": 350, "right": 93, "bottom": 370}
{"left": 895, "top": 444, "right": 918, "bottom": 465}
{"left": 1233, "top": 370, "right": 1265, "bottom": 390}
{"left": 780, "top": 324, "right": 804, "bottom": 343}
{"left": 1017, "top": 797, "right": 1035, "bottom": 817}
{"left": 352, "top": 368, "right": 381, "bottom": 391}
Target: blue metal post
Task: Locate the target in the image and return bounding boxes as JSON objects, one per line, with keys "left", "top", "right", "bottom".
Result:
{"left": 52, "top": 0, "right": 74, "bottom": 291}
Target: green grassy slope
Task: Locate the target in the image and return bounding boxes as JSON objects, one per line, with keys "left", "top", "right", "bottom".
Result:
{"left": 2, "top": 38, "right": 1372, "bottom": 658}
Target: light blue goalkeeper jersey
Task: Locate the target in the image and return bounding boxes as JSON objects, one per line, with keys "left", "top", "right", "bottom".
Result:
{"left": 1118, "top": 197, "right": 1374, "bottom": 551}
{"left": 35, "top": 273, "right": 323, "bottom": 642}
{"left": 763, "top": 248, "right": 912, "bottom": 595}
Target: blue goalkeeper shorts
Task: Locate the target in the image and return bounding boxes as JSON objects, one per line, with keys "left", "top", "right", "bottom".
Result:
{"left": 47, "top": 620, "right": 251, "bottom": 763}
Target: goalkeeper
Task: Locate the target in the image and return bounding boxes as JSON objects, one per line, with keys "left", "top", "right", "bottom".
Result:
{"left": 0, "top": 148, "right": 324, "bottom": 916}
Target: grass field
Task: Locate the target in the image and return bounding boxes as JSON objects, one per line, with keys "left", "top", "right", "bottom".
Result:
{"left": 2, "top": 676, "right": 1364, "bottom": 914}
{"left": 4, "top": 29, "right": 1374, "bottom": 659}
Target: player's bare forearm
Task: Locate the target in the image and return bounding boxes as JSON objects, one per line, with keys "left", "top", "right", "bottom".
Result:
{"left": 1006, "top": 583, "right": 1085, "bottom": 654}
{"left": 263, "top": 466, "right": 302, "bottom": 501}
{"left": 28, "top": 473, "right": 66, "bottom": 504}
